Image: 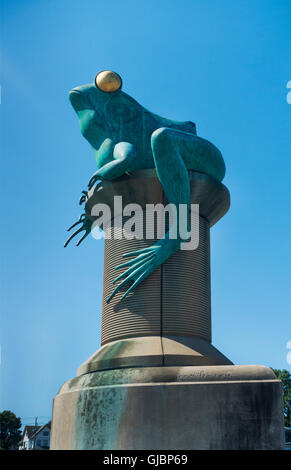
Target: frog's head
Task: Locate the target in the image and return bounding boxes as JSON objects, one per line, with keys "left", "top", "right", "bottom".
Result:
{"left": 69, "top": 71, "right": 122, "bottom": 149}
{"left": 69, "top": 71, "right": 143, "bottom": 150}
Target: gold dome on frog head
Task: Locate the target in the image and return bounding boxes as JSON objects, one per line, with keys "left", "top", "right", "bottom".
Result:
{"left": 95, "top": 71, "right": 122, "bottom": 93}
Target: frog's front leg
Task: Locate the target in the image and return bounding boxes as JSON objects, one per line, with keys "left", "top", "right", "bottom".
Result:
{"left": 107, "top": 128, "right": 191, "bottom": 303}
{"left": 88, "top": 142, "right": 137, "bottom": 189}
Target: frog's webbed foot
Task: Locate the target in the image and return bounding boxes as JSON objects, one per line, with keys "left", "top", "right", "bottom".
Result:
{"left": 64, "top": 213, "right": 93, "bottom": 247}
{"left": 106, "top": 237, "right": 180, "bottom": 303}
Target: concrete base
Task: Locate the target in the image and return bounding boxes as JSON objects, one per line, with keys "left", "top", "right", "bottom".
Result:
{"left": 50, "top": 364, "right": 284, "bottom": 450}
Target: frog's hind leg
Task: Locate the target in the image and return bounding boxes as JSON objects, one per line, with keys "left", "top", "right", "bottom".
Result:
{"left": 152, "top": 127, "right": 225, "bottom": 182}
{"left": 151, "top": 127, "right": 191, "bottom": 218}
{"left": 107, "top": 127, "right": 191, "bottom": 303}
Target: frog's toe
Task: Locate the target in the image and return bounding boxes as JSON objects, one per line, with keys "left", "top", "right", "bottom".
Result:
{"left": 64, "top": 213, "right": 92, "bottom": 247}
{"left": 79, "top": 190, "right": 88, "bottom": 206}
{"left": 64, "top": 226, "right": 83, "bottom": 248}
{"left": 107, "top": 253, "right": 156, "bottom": 303}
{"left": 114, "top": 251, "right": 154, "bottom": 270}
{"left": 88, "top": 172, "right": 102, "bottom": 190}
{"left": 112, "top": 253, "right": 154, "bottom": 285}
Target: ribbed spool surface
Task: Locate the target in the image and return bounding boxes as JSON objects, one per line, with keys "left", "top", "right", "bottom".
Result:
{"left": 101, "top": 213, "right": 210, "bottom": 345}
{"left": 101, "top": 212, "right": 161, "bottom": 345}
{"left": 162, "top": 217, "right": 210, "bottom": 339}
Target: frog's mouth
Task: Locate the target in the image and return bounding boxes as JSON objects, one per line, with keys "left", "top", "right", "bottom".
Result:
{"left": 69, "top": 89, "right": 94, "bottom": 112}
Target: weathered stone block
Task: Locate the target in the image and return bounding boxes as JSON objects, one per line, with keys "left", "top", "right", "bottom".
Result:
{"left": 50, "top": 365, "right": 284, "bottom": 450}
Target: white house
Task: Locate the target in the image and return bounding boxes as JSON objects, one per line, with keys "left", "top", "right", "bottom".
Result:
{"left": 19, "top": 422, "right": 51, "bottom": 450}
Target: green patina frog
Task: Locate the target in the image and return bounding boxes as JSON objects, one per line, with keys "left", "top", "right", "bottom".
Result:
{"left": 65, "top": 71, "right": 226, "bottom": 303}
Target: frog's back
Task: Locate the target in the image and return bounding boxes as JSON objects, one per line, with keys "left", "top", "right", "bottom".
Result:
{"left": 146, "top": 108, "right": 197, "bottom": 136}
{"left": 118, "top": 91, "right": 197, "bottom": 138}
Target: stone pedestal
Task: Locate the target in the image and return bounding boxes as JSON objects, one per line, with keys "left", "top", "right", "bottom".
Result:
{"left": 83, "top": 170, "right": 232, "bottom": 370}
{"left": 50, "top": 365, "right": 284, "bottom": 450}
{"left": 50, "top": 170, "right": 284, "bottom": 449}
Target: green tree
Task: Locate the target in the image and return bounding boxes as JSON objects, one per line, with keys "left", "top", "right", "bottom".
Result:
{"left": 0, "top": 411, "right": 22, "bottom": 450}
{"left": 272, "top": 369, "right": 291, "bottom": 427}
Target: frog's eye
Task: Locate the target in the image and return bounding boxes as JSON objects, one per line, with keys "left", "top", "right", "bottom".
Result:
{"left": 95, "top": 71, "right": 122, "bottom": 93}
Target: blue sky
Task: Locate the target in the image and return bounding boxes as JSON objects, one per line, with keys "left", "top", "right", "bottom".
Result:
{"left": 0, "top": 0, "right": 290, "bottom": 427}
